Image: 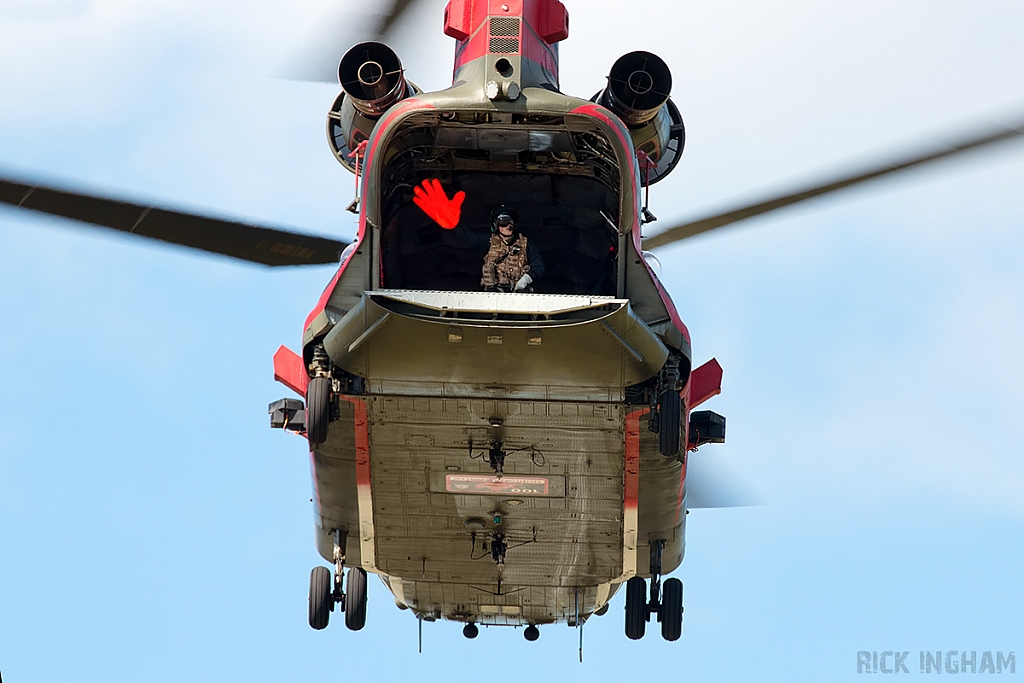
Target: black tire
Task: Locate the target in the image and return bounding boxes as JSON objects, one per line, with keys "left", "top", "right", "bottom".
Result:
{"left": 524, "top": 624, "right": 540, "bottom": 641}
{"left": 306, "top": 376, "right": 331, "bottom": 446}
{"left": 661, "top": 578, "right": 683, "bottom": 641}
{"left": 308, "top": 566, "right": 332, "bottom": 630}
{"left": 463, "top": 622, "right": 479, "bottom": 639}
{"left": 344, "top": 567, "right": 368, "bottom": 631}
{"left": 624, "top": 576, "right": 647, "bottom": 640}
{"left": 658, "top": 389, "right": 681, "bottom": 457}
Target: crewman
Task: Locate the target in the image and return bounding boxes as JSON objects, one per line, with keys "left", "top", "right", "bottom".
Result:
{"left": 474, "top": 207, "right": 545, "bottom": 292}
{"left": 412, "top": 179, "right": 544, "bottom": 292}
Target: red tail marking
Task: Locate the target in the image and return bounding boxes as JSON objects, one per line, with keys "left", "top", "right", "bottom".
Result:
{"left": 273, "top": 345, "right": 309, "bottom": 396}
{"left": 444, "top": 0, "right": 568, "bottom": 81}
{"left": 448, "top": 0, "right": 566, "bottom": 40}
{"left": 689, "top": 359, "right": 723, "bottom": 409}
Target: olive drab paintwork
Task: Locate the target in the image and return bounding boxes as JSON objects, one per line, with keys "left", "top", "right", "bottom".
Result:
{"left": 299, "top": 0, "right": 702, "bottom": 632}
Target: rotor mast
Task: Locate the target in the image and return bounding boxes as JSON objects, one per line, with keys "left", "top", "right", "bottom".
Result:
{"left": 443, "top": 0, "right": 570, "bottom": 93}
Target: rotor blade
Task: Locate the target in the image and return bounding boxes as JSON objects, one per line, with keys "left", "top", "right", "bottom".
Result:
{"left": 373, "top": 0, "right": 419, "bottom": 41}
{"left": 0, "top": 175, "right": 349, "bottom": 267}
{"left": 685, "top": 454, "right": 763, "bottom": 509}
{"left": 643, "top": 117, "right": 1024, "bottom": 250}
{"left": 282, "top": 0, "right": 428, "bottom": 83}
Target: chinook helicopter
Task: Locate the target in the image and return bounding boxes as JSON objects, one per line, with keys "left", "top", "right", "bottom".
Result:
{"left": 2, "top": 0, "right": 1022, "bottom": 647}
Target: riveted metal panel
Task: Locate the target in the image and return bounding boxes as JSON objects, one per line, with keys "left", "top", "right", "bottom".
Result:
{"left": 362, "top": 392, "right": 626, "bottom": 625}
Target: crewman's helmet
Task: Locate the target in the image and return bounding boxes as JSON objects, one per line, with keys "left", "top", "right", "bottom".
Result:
{"left": 490, "top": 205, "right": 518, "bottom": 234}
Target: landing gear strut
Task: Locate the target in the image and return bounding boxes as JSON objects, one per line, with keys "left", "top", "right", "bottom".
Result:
{"left": 303, "top": 342, "right": 365, "bottom": 446}
{"left": 623, "top": 540, "right": 683, "bottom": 641}
{"left": 649, "top": 540, "right": 665, "bottom": 613}
{"left": 648, "top": 356, "right": 683, "bottom": 457}
{"left": 332, "top": 528, "right": 345, "bottom": 605}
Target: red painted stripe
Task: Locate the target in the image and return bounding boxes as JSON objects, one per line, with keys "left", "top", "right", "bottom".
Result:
{"left": 624, "top": 408, "right": 647, "bottom": 511}
{"left": 302, "top": 220, "right": 363, "bottom": 334}
{"left": 518, "top": 22, "right": 559, "bottom": 77}
{"left": 340, "top": 397, "right": 372, "bottom": 488}
{"left": 272, "top": 345, "right": 309, "bottom": 396}
{"left": 569, "top": 104, "right": 692, "bottom": 347}
{"left": 303, "top": 99, "right": 436, "bottom": 335}
{"left": 690, "top": 358, "right": 723, "bottom": 408}
{"left": 449, "top": 0, "right": 562, "bottom": 80}
{"left": 309, "top": 398, "right": 370, "bottom": 522}
{"left": 454, "top": 25, "right": 499, "bottom": 67}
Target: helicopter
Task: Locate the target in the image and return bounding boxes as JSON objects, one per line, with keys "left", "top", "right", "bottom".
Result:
{"left": 2, "top": 0, "right": 1022, "bottom": 652}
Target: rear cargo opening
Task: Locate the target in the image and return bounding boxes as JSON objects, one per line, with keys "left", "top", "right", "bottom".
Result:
{"left": 376, "top": 116, "right": 622, "bottom": 295}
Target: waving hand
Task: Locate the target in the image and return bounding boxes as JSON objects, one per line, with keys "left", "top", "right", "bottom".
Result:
{"left": 413, "top": 178, "right": 465, "bottom": 230}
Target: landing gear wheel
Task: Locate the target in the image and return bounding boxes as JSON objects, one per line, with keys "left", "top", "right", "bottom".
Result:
{"left": 658, "top": 389, "right": 681, "bottom": 457}
{"left": 463, "top": 623, "right": 479, "bottom": 639}
{"left": 308, "top": 566, "right": 331, "bottom": 630}
{"left": 624, "top": 576, "right": 647, "bottom": 640}
{"left": 306, "top": 376, "right": 332, "bottom": 446}
{"left": 344, "top": 567, "right": 368, "bottom": 631}
{"left": 660, "top": 578, "right": 683, "bottom": 641}
{"left": 523, "top": 624, "right": 540, "bottom": 641}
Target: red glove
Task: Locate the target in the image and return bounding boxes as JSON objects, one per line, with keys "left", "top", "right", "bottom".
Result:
{"left": 413, "top": 178, "right": 465, "bottom": 230}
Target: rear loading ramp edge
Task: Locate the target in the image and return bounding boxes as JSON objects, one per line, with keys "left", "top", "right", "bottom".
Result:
{"left": 322, "top": 292, "right": 669, "bottom": 390}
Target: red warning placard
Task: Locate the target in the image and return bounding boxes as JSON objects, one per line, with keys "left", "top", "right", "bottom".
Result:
{"left": 445, "top": 474, "right": 550, "bottom": 496}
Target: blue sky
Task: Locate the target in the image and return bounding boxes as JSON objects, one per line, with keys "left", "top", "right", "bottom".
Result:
{"left": 1, "top": 1, "right": 1022, "bottom": 680}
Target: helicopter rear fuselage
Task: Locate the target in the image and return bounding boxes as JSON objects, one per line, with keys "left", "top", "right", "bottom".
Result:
{"left": 281, "top": 73, "right": 710, "bottom": 627}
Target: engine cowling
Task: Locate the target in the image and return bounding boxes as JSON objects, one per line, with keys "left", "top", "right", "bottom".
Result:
{"left": 596, "top": 51, "right": 685, "bottom": 185}
{"left": 327, "top": 42, "right": 417, "bottom": 175}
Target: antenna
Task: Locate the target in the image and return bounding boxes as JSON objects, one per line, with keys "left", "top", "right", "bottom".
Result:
{"left": 575, "top": 588, "right": 584, "bottom": 663}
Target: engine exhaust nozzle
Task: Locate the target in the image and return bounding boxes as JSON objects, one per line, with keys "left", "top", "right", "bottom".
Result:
{"left": 339, "top": 42, "right": 411, "bottom": 116}
{"left": 600, "top": 51, "right": 673, "bottom": 127}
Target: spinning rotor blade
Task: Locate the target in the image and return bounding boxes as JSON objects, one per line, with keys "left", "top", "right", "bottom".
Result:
{"left": 284, "top": 0, "right": 429, "bottom": 83}
{"left": 685, "top": 454, "right": 762, "bottom": 509}
{"left": 0, "top": 175, "right": 349, "bottom": 267}
{"left": 643, "top": 117, "right": 1024, "bottom": 250}
{"left": 374, "top": 0, "right": 420, "bottom": 40}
